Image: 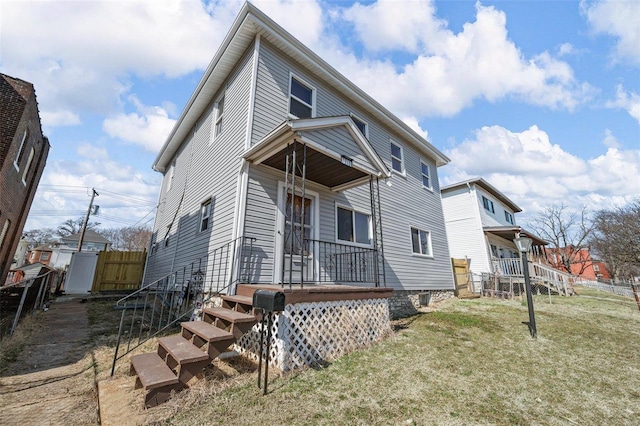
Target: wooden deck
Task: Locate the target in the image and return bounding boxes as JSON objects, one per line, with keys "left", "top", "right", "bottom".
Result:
{"left": 235, "top": 284, "right": 393, "bottom": 305}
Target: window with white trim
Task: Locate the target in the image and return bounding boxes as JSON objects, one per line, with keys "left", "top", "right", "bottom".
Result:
{"left": 337, "top": 206, "right": 371, "bottom": 245}
{"left": 350, "top": 114, "right": 368, "bottom": 138}
{"left": 21, "top": 147, "right": 34, "bottom": 185}
{"left": 41, "top": 252, "right": 50, "bottom": 261}
{"left": 390, "top": 141, "right": 404, "bottom": 174}
{"left": 504, "top": 211, "right": 514, "bottom": 224}
{"left": 14, "top": 129, "right": 28, "bottom": 170}
{"left": 199, "top": 199, "right": 212, "bottom": 232}
{"left": 0, "top": 220, "right": 9, "bottom": 249}
{"left": 213, "top": 94, "right": 225, "bottom": 138}
{"left": 166, "top": 162, "right": 175, "bottom": 192}
{"left": 420, "top": 161, "right": 431, "bottom": 189}
{"left": 289, "top": 75, "right": 315, "bottom": 118}
{"left": 593, "top": 264, "right": 600, "bottom": 272}
{"left": 482, "top": 196, "right": 495, "bottom": 214}
{"left": 411, "top": 227, "right": 432, "bottom": 256}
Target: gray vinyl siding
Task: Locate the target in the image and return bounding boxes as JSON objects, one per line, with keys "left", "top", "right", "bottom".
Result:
{"left": 247, "top": 40, "right": 453, "bottom": 291}
{"left": 475, "top": 186, "right": 518, "bottom": 228}
{"left": 299, "top": 127, "right": 373, "bottom": 173}
{"left": 144, "top": 42, "right": 255, "bottom": 286}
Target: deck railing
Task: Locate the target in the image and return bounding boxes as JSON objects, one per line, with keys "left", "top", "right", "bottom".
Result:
{"left": 491, "top": 257, "right": 575, "bottom": 296}
{"left": 308, "top": 239, "right": 378, "bottom": 285}
{"left": 110, "top": 236, "right": 255, "bottom": 375}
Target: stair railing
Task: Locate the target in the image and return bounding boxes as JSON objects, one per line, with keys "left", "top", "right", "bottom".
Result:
{"left": 110, "top": 236, "right": 256, "bottom": 376}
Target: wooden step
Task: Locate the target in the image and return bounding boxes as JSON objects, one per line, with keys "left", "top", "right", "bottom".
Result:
{"left": 129, "top": 353, "right": 179, "bottom": 408}
{"left": 221, "top": 294, "right": 253, "bottom": 313}
{"left": 203, "top": 307, "right": 258, "bottom": 340}
{"left": 181, "top": 321, "right": 235, "bottom": 359}
{"left": 158, "top": 335, "right": 210, "bottom": 386}
{"left": 203, "top": 307, "right": 256, "bottom": 323}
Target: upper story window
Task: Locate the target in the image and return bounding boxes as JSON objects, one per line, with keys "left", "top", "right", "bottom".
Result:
{"left": 199, "top": 199, "right": 212, "bottom": 232}
{"left": 0, "top": 220, "right": 9, "bottom": 249}
{"left": 482, "top": 196, "right": 495, "bottom": 214}
{"left": 166, "top": 162, "right": 175, "bottom": 192}
{"left": 289, "top": 74, "right": 315, "bottom": 119}
{"left": 350, "top": 114, "right": 368, "bottom": 138}
{"left": 337, "top": 206, "right": 371, "bottom": 245}
{"left": 213, "top": 94, "right": 225, "bottom": 139}
{"left": 21, "top": 147, "right": 35, "bottom": 185}
{"left": 411, "top": 227, "right": 432, "bottom": 256}
{"left": 13, "top": 129, "right": 28, "bottom": 171}
{"left": 420, "top": 161, "right": 431, "bottom": 189}
{"left": 504, "top": 211, "right": 514, "bottom": 225}
{"left": 390, "top": 141, "right": 404, "bottom": 174}
{"left": 41, "top": 252, "right": 50, "bottom": 261}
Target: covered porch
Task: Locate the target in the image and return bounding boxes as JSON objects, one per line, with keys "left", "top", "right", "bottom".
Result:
{"left": 241, "top": 116, "right": 391, "bottom": 289}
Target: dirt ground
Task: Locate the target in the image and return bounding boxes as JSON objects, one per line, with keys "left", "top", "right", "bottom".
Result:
{"left": 0, "top": 297, "right": 99, "bottom": 425}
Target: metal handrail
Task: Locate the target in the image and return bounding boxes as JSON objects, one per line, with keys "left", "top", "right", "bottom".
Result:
{"left": 110, "top": 236, "right": 256, "bottom": 376}
{"left": 306, "top": 239, "right": 378, "bottom": 285}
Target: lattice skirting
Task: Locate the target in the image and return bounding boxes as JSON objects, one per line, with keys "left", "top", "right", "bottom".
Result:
{"left": 235, "top": 298, "right": 392, "bottom": 371}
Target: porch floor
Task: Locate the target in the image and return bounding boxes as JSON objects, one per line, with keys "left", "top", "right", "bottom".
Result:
{"left": 235, "top": 284, "right": 392, "bottom": 305}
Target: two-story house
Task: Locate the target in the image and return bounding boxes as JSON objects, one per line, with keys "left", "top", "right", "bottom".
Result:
{"left": 144, "top": 2, "right": 455, "bottom": 301}
{"left": 0, "top": 74, "right": 50, "bottom": 285}
{"left": 441, "top": 178, "right": 546, "bottom": 280}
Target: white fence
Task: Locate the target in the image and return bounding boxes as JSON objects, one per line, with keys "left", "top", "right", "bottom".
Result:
{"left": 574, "top": 279, "right": 635, "bottom": 299}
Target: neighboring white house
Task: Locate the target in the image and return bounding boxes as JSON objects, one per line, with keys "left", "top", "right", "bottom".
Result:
{"left": 441, "top": 177, "right": 546, "bottom": 278}
{"left": 144, "top": 2, "right": 455, "bottom": 297}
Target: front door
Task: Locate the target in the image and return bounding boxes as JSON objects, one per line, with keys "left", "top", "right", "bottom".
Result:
{"left": 275, "top": 185, "right": 319, "bottom": 284}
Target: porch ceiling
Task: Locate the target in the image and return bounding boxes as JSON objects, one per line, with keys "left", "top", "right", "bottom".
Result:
{"left": 483, "top": 226, "right": 547, "bottom": 246}
{"left": 244, "top": 116, "right": 390, "bottom": 191}
{"left": 262, "top": 144, "right": 368, "bottom": 189}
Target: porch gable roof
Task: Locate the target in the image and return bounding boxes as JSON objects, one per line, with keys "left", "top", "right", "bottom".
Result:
{"left": 483, "top": 226, "right": 547, "bottom": 247}
{"left": 243, "top": 116, "right": 391, "bottom": 191}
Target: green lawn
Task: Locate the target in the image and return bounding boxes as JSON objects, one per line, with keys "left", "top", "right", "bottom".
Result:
{"left": 155, "top": 287, "right": 640, "bottom": 425}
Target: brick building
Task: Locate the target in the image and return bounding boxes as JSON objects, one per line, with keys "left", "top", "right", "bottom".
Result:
{"left": 0, "top": 73, "right": 50, "bottom": 284}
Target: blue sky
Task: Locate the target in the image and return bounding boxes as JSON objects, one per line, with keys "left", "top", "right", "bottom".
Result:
{"left": 1, "top": 0, "right": 638, "bottom": 231}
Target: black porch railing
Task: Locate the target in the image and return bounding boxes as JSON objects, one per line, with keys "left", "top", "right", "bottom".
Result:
{"left": 307, "top": 239, "right": 378, "bottom": 285}
{"left": 110, "top": 236, "right": 255, "bottom": 376}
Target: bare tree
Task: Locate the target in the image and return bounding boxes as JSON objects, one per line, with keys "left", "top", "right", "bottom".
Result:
{"left": 527, "top": 204, "right": 594, "bottom": 274}
{"left": 56, "top": 217, "right": 100, "bottom": 237}
{"left": 100, "top": 226, "right": 151, "bottom": 251}
{"left": 22, "top": 228, "right": 57, "bottom": 248}
{"left": 589, "top": 199, "right": 640, "bottom": 281}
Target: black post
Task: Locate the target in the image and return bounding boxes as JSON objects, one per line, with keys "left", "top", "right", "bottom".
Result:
{"left": 263, "top": 312, "right": 273, "bottom": 395}
{"left": 257, "top": 310, "right": 266, "bottom": 389}
{"left": 522, "top": 251, "right": 537, "bottom": 338}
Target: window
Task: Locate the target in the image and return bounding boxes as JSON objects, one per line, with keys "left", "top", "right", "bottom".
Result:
{"left": 411, "top": 227, "right": 432, "bottom": 256}
{"left": 213, "top": 94, "right": 225, "bottom": 138}
{"left": 420, "top": 161, "right": 431, "bottom": 189}
{"left": 593, "top": 265, "right": 600, "bottom": 272}
{"left": 350, "top": 114, "right": 368, "bottom": 138}
{"left": 13, "top": 129, "right": 28, "bottom": 170}
{"left": 41, "top": 252, "right": 50, "bottom": 261}
{"left": 0, "top": 220, "right": 9, "bottom": 249}
{"left": 166, "top": 162, "right": 175, "bottom": 192}
{"left": 21, "top": 147, "right": 34, "bottom": 185}
{"left": 504, "top": 211, "right": 514, "bottom": 224}
{"left": 336, "top": 206, "right": 371, "bottom": 245}
{"left": 199, "top": 199, "right": 212, "bottom": 232}
{"left": 289, "top": 75, "right": 315, "bottom": 118}
{"left": 482, "top": 196, "right": 495, "bottom": 213}
{"left": 390, "top": 141, "right": 404, "bottom": 174}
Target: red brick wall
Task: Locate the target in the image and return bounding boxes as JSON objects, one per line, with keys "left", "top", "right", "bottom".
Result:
{"left": 0, "top": 75, "right": 50, "bottom": 284}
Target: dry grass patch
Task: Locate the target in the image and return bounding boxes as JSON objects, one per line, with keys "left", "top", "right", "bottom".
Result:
{"left": 163, "top": 292, "right": 640, "bottom": 425}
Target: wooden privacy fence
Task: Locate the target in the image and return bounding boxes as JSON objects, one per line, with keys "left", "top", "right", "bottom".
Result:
{"left": 91, "top": 250, "right": 146, "bottom": 292}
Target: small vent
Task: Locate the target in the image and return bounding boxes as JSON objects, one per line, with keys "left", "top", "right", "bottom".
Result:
{"left": 341, "top": 155, "right": 353, "bottom": 167}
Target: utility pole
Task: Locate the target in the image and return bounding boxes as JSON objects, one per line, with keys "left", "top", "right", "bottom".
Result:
{"left": 78, "top": 188, "right": 98, "bottom": 252}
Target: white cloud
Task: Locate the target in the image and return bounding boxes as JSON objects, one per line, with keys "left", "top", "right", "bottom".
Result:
{"left": 557, "top": 43, "right": 575, "bottom": 57}
{"left": 0, "top": 0, "right": 241, "bottom": 119}
{"left": 25, "top": 149, "right": 160, "bottom": 231}
{"left": 103, "top": 96, "right": 177, "bottom": 152}
{"left": 336, "top": 1, "right": 592, "bottom": 117}
{"left": 401, "top": 116, "right": 429, "bottom": 140}
{"left": 251, "top": 0, "right": 324, "bottom": 47}
{"left": 606, "top": 84, "right": 640, "bottom": 124}
{"left": 39, "top": 109, "right": 81, "bottom": 127}
{"left": 584, "top": 0, "right": 640, "bottom": 64}
{"left": 602, "top": 129, "right": 621, "bottom": 149}
{"left": 442, "top": 124, "right": 640, "bottom": 214}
